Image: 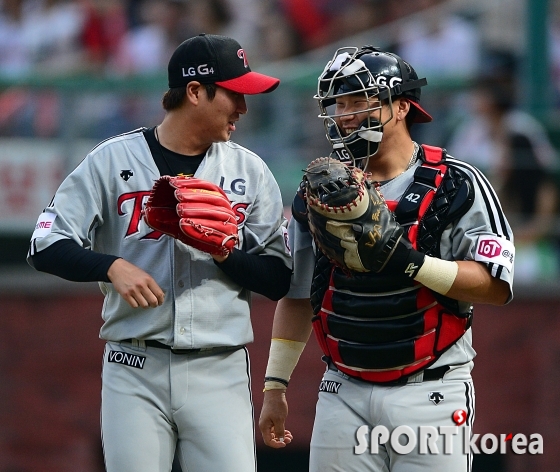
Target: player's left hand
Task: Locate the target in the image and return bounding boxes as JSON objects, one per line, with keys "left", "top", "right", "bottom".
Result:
{"left": 143, "top": 176, "right": 239, "bottom": 257}
{"left": 259, "top": 390, "right": 293, "bottom": 448}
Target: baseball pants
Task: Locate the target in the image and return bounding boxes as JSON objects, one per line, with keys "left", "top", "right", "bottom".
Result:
{"left": 101, "top": 340, "right": 255, "bottom": 472}
{"left": 309, "top": 363, "right": 475, "bottom": 472}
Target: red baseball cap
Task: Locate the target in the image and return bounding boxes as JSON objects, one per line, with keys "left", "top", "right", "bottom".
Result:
{"left": 168, "top": 34, "right": 280, "bottom": 94}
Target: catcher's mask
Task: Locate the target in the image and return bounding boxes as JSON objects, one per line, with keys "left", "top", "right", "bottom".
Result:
{"left": 315, "top": 46, "right": 432, "bottom": 168}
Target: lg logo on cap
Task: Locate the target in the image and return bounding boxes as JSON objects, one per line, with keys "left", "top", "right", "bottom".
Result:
{"left": 369, "top": 75, "right": 402, "bottom": 88}
{"left": 182, "top": 65, "right": 215, "bottom": 77}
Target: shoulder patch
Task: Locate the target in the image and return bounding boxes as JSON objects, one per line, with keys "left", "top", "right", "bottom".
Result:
{"left": 31, "top": 212, "right": 57, "bottom": 239}
{"left": 475, "top": 235, "right": 514, "bottom": 273}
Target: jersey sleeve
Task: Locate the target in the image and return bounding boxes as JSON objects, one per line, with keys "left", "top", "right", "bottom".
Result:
{"left": 285, "top": 216, "right": 315, "bottom": 299}
{"left": 28, "top": 152, "right": 103, "bottom": 259}
{"left": 442, "top": 158, "right": 515, "bottom": 300}
{"left": 239, "top": 161, "right": 292, "bottom": 269}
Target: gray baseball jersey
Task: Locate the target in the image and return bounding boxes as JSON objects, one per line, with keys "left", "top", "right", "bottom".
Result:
{"left": 289, "top": 151, "right": 514, "bottom": 472}
{"left": 287, "top": 152, "right": 514, "bottom": 370}
{"left": 28, "top": 129, "right": 291, "bottom": 348}
{"left": 28, "top": 128, "right": 291, "bottom": 472}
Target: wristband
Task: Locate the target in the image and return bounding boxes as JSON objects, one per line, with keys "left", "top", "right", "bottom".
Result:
{"left": 263, "top": 338, "right": 306, "bottom": 391}
{"left": 414, "top": 256, "right": 458, "bottom": 295}
{"left": 263, "top": 380, "right": 289, "bottom": 392}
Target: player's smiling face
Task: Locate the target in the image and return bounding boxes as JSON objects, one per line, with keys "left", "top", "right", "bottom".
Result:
{"left": 334, "top": 94, "right": 383, "bottom": 135}
{"left": 201, "top": 86, "right": 247, "bottom": 143}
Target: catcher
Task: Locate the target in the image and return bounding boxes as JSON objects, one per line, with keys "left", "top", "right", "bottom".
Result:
{"left": 27, "top": 34, "right": 292, "bottom": 472}
{"left": 259, "top": 46, "right": 514, "bottom": 471}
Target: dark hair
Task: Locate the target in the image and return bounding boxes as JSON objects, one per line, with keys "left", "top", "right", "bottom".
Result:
{"left": 162, "top": 84, "right": 217, "bottom": 111}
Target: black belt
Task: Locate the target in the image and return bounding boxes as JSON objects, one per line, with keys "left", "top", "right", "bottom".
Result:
{"left": 121, "top": 339, "right": 243, "bottom": 355}
{"left": 394, "top": 365, "right": 451, "bottom": 384}
{"left": 328, "top": 359, "right": 450, "bottom": 385}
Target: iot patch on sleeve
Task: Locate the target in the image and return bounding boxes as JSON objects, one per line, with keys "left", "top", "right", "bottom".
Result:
{"left": 474, "top": 235, "right": 515, "bottom": 272}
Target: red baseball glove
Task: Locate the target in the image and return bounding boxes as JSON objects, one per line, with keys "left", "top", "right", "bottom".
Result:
{"left": 143, "top": 176, "right": 239, "bottom": 256}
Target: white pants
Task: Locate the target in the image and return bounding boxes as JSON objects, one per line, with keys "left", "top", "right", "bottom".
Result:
{"left": 101, "top": 341, "right": 255, "bottom": 472}
{"left": 310, "top": 364, "right": 475, "bottom": 472}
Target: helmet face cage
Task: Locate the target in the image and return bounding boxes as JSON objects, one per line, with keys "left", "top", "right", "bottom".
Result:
{"left": 315, "top": 47, "right": 396, "bottom": 168}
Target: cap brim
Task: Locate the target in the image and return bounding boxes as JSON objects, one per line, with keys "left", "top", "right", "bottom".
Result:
{"left": 216, "top": 71, "right": 280, "bottom": 94}
{"left": 409, "top": 101, "right": 433, "bottom": 123}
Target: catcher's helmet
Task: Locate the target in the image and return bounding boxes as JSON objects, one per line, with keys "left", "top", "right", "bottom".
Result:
{"left": 315, "top": 46, "right": 432, "bottom": 167}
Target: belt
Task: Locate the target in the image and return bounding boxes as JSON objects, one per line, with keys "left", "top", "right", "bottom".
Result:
{"left": 121, "top": 339, "right": 243, "bottom": 355}
{"left": 390, "top": 365, "right": 451, "bottom": 385}
{"left": 328, "top": 359, "right": 450, "bottom": 385}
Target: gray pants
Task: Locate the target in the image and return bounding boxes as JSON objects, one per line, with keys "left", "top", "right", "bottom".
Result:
{"left": 101, "top": 341, "right": 255, "bottom": 472}
{"left": 310, "top": 363, "right": 475, "bottom": 472}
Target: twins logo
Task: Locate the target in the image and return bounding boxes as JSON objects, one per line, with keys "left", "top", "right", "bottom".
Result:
{"left": 117, "top": 191, "right": 250, "bottom": 238}
{"left": 237, "top": 49, "right": 249, "bottom": 68}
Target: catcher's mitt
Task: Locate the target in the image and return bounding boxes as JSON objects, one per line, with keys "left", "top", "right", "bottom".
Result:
{"left": 304, "top": 157, "right": 404, "bottom": 273}
{"left": 143, "top": 176, "right": 238, "bottom": 257}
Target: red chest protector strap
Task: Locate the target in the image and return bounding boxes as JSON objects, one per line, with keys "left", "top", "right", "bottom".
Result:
{"left": 386, "top": 145, "right": 447, "bottom": 248}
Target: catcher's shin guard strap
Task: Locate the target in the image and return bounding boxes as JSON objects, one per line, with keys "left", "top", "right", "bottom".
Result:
{"left": 414, "top": 256, "right": 458, "bottom": 295}
{"left": 263, "top": 338, "right": 306, "bottom": 391}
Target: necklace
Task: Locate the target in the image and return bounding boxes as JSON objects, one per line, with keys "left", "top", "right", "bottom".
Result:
{"left": 403, "top": 141, "right": 419, "bottom": 174}
{"left": 373, "top": 142, "right": 419, "bottom": 194}
{"left": 154, "top": 125, "right": 175, "bottom": 175}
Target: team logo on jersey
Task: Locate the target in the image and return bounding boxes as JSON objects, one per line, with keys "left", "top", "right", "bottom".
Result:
{"left": 237, "top": 49, "right": 249, "bottom": 68}
{"left": 108, "top": 350, "right": 146, "bottom": 369}
{"left": 429, "top": 391, "right": 445, "bottom": 405}
{"left": 120, "top": 170, "right": 134, "bottom": 181}
{"left": 319, "top": 380, "right": 342, "bottom": 394}
{"left": 219, "top": 176, "right": 246, "bottom": 195}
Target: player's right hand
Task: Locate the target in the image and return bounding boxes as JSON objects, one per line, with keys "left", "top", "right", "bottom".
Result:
{"left": 259, "top": 389, "right": 293, "bottom": 448}
{"left": 107, "top": 259, "right": 165, "bottom": 308}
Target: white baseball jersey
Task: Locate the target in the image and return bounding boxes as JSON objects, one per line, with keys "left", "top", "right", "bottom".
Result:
{"left": 28, "top": 129, "right": 291, "bottom": 348}
{"left": 287, "top": 152, "right": 515, "bottom": 368}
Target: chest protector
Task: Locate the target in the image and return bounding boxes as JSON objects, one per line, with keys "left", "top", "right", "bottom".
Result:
{"left": 310, "top": 145, "right": 475, "bottom": 383}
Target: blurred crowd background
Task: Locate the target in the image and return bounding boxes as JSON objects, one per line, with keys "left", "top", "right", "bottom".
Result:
{"left": 1, "top": 0, "right": 560, "bottom": 285}
{"left": 1, "top": 2, "right": 560, "bottom": 472}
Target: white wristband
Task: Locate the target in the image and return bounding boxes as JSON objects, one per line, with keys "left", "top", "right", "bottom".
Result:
{"left": 264, "top": 338, "right": 306, "bottom": 391}
{"left": 414, "top": 256, "right": 458, "bottom": 295}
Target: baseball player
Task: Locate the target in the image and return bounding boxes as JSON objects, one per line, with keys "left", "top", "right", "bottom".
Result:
{"left": 259, "top": 46, "right": 515, "bottom": 471}
{"left": 27, "top": 34, "right": 292, "bottom": 472}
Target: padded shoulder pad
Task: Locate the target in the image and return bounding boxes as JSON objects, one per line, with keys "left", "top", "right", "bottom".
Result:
{"left": 421, "top": 144, "right": 446, "bottom": 165}
{"left": 417, "top": 165, "right": 474, "bottom": 257}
